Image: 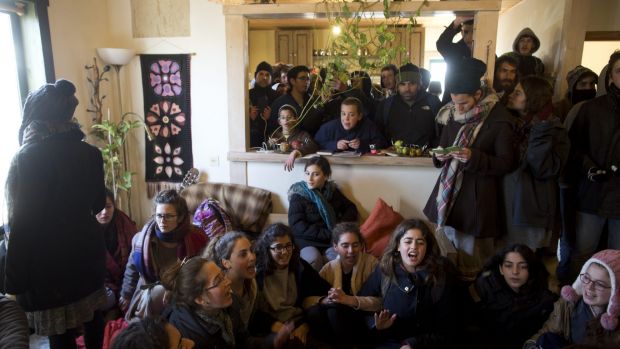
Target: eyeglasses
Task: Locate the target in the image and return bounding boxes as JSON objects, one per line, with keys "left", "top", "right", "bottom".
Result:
{"left": 580, "top": 273, "right": 612, "bottom": 291}
{"left": 155, "top": 213, "right": 178, "bottom": 221}
{"left": 269, "top": 243, "right": 295, "bottom": 254}
{"left": 204, "top": 271, "right": 227, "bottom": 292}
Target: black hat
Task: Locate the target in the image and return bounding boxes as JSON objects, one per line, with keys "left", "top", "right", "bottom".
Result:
{"left": 397, "top": 63, "right": 421, "bottom": 84}
{"left": 447, "top": 58, "right": 486, "bottom": 94}
{"left": 255, "top": 61, "right": 273, "bottom": 77}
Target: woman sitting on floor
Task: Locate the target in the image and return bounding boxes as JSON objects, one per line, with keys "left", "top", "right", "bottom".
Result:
{"left": 359, "top": 218, "right": 459, "bottom": 349}
{"left": 254, "top": 223, "right": 331, "bottom": 347}
{"left": 119, "top": 189, "right": 207, "bottom": 320}
{"left": 288, "top": 156, "right": 359, "bottom": 270}
{"left": 466, "top": 244, "right": 557, "bottom": 349}
{"left": 313, "top": 222, "right": 381, "bottom": 349}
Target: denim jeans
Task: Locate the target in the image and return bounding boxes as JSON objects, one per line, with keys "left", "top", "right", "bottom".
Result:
{"left": 570, "top": 211, "right": 620, "bottom": 278}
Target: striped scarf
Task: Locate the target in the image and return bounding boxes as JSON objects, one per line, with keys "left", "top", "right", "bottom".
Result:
{"left": 435, "top": 89, "right": 498, "bottom": 227}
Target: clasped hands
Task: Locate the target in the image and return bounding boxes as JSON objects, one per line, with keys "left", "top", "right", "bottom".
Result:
{"left": 337, "top": 138, "right": 361, "bottom": 150}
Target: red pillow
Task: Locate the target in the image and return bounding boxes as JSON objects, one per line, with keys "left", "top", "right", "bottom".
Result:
{"left": 360, "top": 198, "right": 404, "bottom": 258}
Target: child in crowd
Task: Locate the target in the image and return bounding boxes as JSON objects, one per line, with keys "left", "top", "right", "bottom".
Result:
{"left": 466, "top": 244, "right": 557, "bottom": 349}
{"left": 268, "top": 104, "right": 319, "bottom": 171}
{"left": 254, "top": 223, "right": 331, "bottom": 346}
{"left": 288, "top": 156, "right": 359, "bottom": 270}
{"left": 96, "top": 188, "right": 138, "bottom": 315}
{"left": 161, "top": 257, "right": 290, "bottom": 349}
{"left": 110, "top": 315, "right": 195, "bottom": 349}
{"left": 505, "top": 28, "right": 545, "bottom": 77}
{"left": 359, "top": 219, "right": 458, "bottom": 349}
{"left": 204, "top": 232, "right": 292, "bottom": 341}
{"left": 314, "top": 222, "right": 381, "bottom": 349}
{"left": 314, "top": 97, "right": 386, "bottom": 153}
{"left": 524, "top": 249, "right": 620, "bottom": 349}
{"left": 119, "top": 189, "right": 207, "bottom": 320}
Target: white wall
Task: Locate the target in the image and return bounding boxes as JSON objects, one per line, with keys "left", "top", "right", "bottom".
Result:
{"left": 48, "top": 0, "right": 230, "bottom": 225}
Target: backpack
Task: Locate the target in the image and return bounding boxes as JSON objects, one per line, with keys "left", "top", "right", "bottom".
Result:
{"left": 192, "top": 198, "right": 233, "bottom": 240}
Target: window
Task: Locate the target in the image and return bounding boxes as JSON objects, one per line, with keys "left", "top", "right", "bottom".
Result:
{"left": 429, "top": 58, "right": 447, "bottom": 100}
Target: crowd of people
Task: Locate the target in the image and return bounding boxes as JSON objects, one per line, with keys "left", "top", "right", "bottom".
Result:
{"left": 1, "top": 16, "right": 620, "bottom": 349}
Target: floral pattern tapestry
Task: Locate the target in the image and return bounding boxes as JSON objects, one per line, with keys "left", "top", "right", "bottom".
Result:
{"left": 140, "top": 54, "right": 193, "bottom": 198}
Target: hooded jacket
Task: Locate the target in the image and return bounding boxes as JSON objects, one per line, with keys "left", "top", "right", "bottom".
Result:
{"left": 554, "top": 66, "right": 598, "bottom": 123}
{"left": 505, "top": 28, "right": 545, "bottom": 77}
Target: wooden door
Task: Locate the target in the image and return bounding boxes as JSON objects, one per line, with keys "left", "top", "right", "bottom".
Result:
{"left": 276, "top": 30, "right": 293, "bottom": 64}
{"left": 275, "top": 30, "right": 313, "bottom": 66}
{"left": 386, "top": 27, "right": 425, "bottom": 67}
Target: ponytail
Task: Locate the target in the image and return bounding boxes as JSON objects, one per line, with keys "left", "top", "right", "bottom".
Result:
{"left": 161, "top": 257, "right": 209, "bottom": 308}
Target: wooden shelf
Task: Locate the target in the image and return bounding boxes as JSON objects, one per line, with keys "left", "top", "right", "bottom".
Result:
{"left": 228, "top": 151, "right": 437, "bottom": 167}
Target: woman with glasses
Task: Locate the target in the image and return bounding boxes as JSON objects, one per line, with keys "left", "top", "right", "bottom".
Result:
{"left": 524, "top": 249, "right": 620, "bottom": 349}
{"left": 312, "top": 222, "right": 381, "bottom": 349}
{"left": 203, "top": 232, "right": 293, "bottom": 346}
{"left": 267, "top": 104, "right": 318, "bottom": 172}
{"left": 255, "top": 223, "right": 331, "bottom": 346}
{"left": 119, "top": 189, "right": 208, "bottom": 320}
{"left": 358, "top": 219, "right": 458, "bottom": 349}
{"left": 465, "top": 244, "right": 557, "bottom": 349}
{"left": 288, "top": 156, "right": 359, "bottom": 270}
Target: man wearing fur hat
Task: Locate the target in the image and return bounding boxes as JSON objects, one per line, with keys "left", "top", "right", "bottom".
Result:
{"left": 375, "top": 63, "right": 441, "bottom": 148}
{"left": 424, "top": 58, "right": 517, "bottom": 280}
{"left": 249, "top": 61, "right": 278, "bottom": 147}
{"left": 554, "top": 65, "right": 598, "bottom": 123}
{"left": 524, "top": 249, "right": 620, "bottom": 349}
{"left": 505, "top": 28, "right": 545, "bottom": 78}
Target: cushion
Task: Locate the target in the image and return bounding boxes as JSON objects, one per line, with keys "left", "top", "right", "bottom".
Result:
{"left": 360, "top": 198, "right": 404, "bottom": 258}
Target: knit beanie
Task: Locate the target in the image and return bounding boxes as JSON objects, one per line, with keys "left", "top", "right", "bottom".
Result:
{"left": 255, "top": 61, "right": 273, "bottom": 77}
{"left": 561, "top": 249, "right": 620, "bottom": 331}
{"left": 447, "top": 58, "right": 486, "bottom": 94}
{"left": 566, "top": 65, "right": 598, "bottom": 93}
{"left": 397, "top": 63, "right": 421, "bottom": 85}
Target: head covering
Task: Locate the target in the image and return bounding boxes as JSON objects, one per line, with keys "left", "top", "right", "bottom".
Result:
{"left": 419, "top": 68, "right": 431, "bottom": 89}
{"left": 446, "top": 58, "right": 486, "bottom": 95}
{"left": 396, "top": 63, "right": 421, "bottom": 85}
{"left": 598, "top": 64, "right": 609, "bottom": 97}
{"left": 254, "top": 61, "right": 273, "bottom": 77}
{"left": 566, "top": 65, "right": 598, "bottom": 93}
{"left": 561, "top": 249, "right": 620, "bottom": 331}
{"left": 512, "top": 27, "right": 541, "bottom": 54}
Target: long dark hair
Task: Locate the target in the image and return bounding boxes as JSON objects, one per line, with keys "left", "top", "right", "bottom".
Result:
{"left": 482, "top": 243, "right": 549, "bottom": 293}
{"left": 304, "top": 156, "right": 331, "bottom": 177}
{"left": 255, "top": 223, "right": 300, "bottom": 276}
{"left": 520, "top": 75, "right": 553, "bottom": 114}
{"left": 380, "top": 219, "right": 442, "bottom": 286}
{"left": 110, "top": 316, "right": 169, "bottom": 349}
{"left": 160, "top": 257, "right": 210, "bottom": 309}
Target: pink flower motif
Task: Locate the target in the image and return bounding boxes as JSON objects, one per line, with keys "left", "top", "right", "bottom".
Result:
{"left": 153, "top": 142, "right": 184, "bottom": 178}
{"left": 150, "top": 60, "right": 182, "bottom": 96}
{"left": 145, "top": 101, "right": 186, "bottom": 138}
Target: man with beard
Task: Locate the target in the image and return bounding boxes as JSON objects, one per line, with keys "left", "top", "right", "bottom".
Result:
{"left": 249, "top": 61, "right": 278, "bottom": 147}
{"left": 553, "top": 65, "right": 598, "bottom": 123}
{"left": 493, "top": 55, "right": 519, "bottom": 103}
{"left": 376, "top": 63, "right": 441, "bottom": 148}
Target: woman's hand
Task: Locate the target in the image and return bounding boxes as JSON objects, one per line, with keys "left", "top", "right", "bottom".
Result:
{"left": 284, "top": 150, "right": 300, "bottom": 172}
{"left": 348, "top": 138, "right": 361, "bottom": 150}
{"left": 374, "top": 309, "right": 396, "bottom": 330}
{"left": 434, "top": 153, "right": 453, "bottom": 162}
{"left": 273, "top": 322, "right": 294, "bottom": 349}
{"left": 327, "top": 287, "right": 354, "bottom": 306}
{"left": 451, "top": 147, "right": 472, "bottom": 163}
{"left": 290, "top": 323, "right": 310, "bottom": 345}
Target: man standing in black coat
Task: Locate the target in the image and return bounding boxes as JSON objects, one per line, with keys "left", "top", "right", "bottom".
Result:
{"left": 250, "top": 61, "right": 278, "bottom": 148}
{"left": 437, "top": 16, "right": 474, "bottom": 106}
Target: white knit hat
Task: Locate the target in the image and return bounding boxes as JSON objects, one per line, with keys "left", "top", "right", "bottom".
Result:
{"left": 561, "top": 249, "right": 620, "bottom": 330}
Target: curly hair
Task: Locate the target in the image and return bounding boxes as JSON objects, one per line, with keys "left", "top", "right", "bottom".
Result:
{"left": 255, "top": 223, "right": 300, "bottom": 276}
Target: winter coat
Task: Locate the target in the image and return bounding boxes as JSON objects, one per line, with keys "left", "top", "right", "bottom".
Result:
{"left": 504, "top": 117, "right": 569, "bottom": 230}
{"left": 314, "top": 117, "right": 387, "bottom": 153}
{"left": 527, "top": 298, "right": 620, "bottom": 347}
{"left": 5, "top": 127, "right": 107, "bottom": 311}
{"left": 376, "top": 92, "right": 441, "bottom": 147}
{"left": 164, "top": 302, "right": 274, "bottom": 349}
{"left": 436, "top": 21, "right": 472, "bottom": 105}
{"left": 0, "top": 295, "right": 29, "bottom": 349}
{"left": 104, "top": 209, "right": 138, "bottom": 296}
{"left": 319, "top": 252, "right": 381, "bottom": 312}
{"left": 568, "top": 93, "right": 620, "bottom": 218}
{"left": 469, "top": 271, "right": 557, "bottom": 349}
{"left": 505, "top": 28, "right": 545, "bottom": 77}
{"left": 359, "top": 258, "right": 459, "bottom": 349}
{"left": 553, "top": 66, "right": 598, "bottom": 123}
{"left": 424, "top": 103, "right": 517, "bottom": 238}
{"left": 288, "top": 185, "right": 359, "bottom": 250}
{"left": 249, "top": 85, "right": 279, "bottom": 148}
